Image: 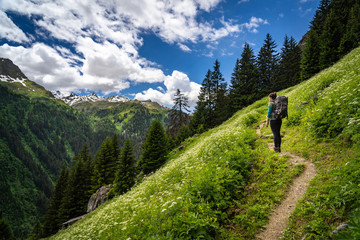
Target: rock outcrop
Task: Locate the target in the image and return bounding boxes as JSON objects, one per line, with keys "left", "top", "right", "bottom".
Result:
{"left": 62, "top": 184, "right": 113, "bottom": 230}
{"left": 87, "top": 184, "right": 113, "bottom": 213}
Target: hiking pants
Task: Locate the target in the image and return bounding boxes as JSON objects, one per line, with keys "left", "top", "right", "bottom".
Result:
{"left": 270, "top": 119, "right": 282, "bottom": 149}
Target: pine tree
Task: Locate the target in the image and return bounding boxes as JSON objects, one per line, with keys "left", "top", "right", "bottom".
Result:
{"left": 112, "top": 137, "right": 136, "bottom": 195}
{"left": 229, "top": 43, "right": 258, "bottom": 113}
{"left": 212, "top": 60, "right": 230, "bottom": 125}
{"left": 92, "top": 137, "right": 117, "bottom": 191}
{"left": 167, "top": 89, "right": 190, "bottom": 138}
{"left": 138, "top": 120, "right": 167, "bottom": 175}
{"left": 300, "top": 29, "right": 321, "bottom": 81}
{"left": 277, "top": 35, "right": 302, "bottom": 90}
{"left": 257, "top": 33, "right": 279, "bottom": 96}
{"left": 111, "top": 134, "right": 121, "bottom": 169}
{"left": 43, "top": 166, "right": 69, "bottom": 236}
{"left": 319, "top": 7, "right": 344, "bottom": 69}
{"left": 60, "top": 144, "right": 93, "bottom": 221}
{"left": 339, "top": 3, "right": 360, "bottom": 56}
{"left": 175, "top": 124, "right": 192, "bottom": 145}
{"left": 310, "top": 0, "right": 331, "bottom": 33}
{"left": 190, "top": 70, "right": 215, "bottom": 132}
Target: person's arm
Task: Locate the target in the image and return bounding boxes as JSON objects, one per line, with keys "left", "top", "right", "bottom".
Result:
{"left": 266, "top": 104, "right": 273, "bottom": 127}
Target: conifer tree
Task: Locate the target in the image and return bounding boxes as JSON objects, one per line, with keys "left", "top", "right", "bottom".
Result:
{"left": 43, "top": 166, "right": 69, "bottom": 236}
{"left": 300, "top": 29, "right": 321, "bottom": 81}
{"left": 167, "top": 89, "right": 190, "bottom": 138}
{"left": 229, "top": 43, "right": 258, "bottom": 113}
{"left": 111, "top": 134, "right": 121, "bottom": 169}
{"left": 60, "top": 144, "right": 93, "bottom": 221}
{"left": 339, "top": 3, "right": 360, "bottom": 56}
{"left": 257, "top": 33, "right": 279, "bottom": 96}
{"left": 112, "top": 137, "right": 136, "bottom": 195}
{"left": 138, "top": 120, "right": 167, "bottom": 175}
{"left": 310, "top": 0, "right": 331, "bottom": 33}
{"left": 212, "top": 60, "right": 230, "bottom": 125}
{"left": 190, "top": 70, "right": 214, "bottom": 132}
{"left": 319, "top": 8, "right": 344, "bottom": 69}
{"left": 175, "top": 124, "right": 192, "bottom": 145}
{"left": 277, "top": 35, "right": 302, "bottom": 90}
{"left": 92, "top": 137, "right": 117, "bottom": 191}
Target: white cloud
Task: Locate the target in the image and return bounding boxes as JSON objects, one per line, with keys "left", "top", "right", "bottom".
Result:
{"left": 242, "top": 16, "right": 269, "bottom": 33}
{"left": 238, "top": 0, "right": 250, "bottom": 4}
{"left": 178, "top": 43, "right": 192, "bottom": 52}
{"left": 299, "top": 0, "right": 315, "bottom": 3}
{"left": 0, "top": 0, "right": 246, "bottom": 97}
{"left": 135, "top": 70, "right": 201, "bottom": 108}
{"left": 0, "top": 10, "right": 29, "bottom": 43}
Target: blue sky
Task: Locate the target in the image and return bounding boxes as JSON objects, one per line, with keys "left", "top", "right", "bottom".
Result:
{"left": 0, "top": 0, "right": 319, "bottom": 107}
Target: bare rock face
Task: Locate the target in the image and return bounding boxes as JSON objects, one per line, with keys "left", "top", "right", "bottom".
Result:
{"left": 87, "top": 184, "right": 113, "bottom": 213}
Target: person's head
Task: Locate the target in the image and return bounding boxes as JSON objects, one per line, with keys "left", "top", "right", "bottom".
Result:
{"left": 269, "top": 92, "right": 277, "bottom": 101}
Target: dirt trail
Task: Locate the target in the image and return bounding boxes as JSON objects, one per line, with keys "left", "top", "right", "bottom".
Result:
{"left": 255, "top": 124, "right": 317, "bottom": 240}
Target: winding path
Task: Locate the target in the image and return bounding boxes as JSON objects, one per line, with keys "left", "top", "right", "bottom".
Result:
{"left": 255, "top": 124, "right": 317, "bottom": 240}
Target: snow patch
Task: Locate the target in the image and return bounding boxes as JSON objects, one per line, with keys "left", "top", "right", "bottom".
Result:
{"left": 0, "top": 75, "right": 27, "bottom": 87}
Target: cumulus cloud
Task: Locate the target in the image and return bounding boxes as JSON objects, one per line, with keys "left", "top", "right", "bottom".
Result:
{"left": 135, "top": 70, "right": 201, "bottom": 108}
{"left": 1, "top": 0, "right": 271, "bottom": 102}
{"left": 241, "top": 16, "right": 269, "bottom": 33}
{"left": 242, "top": 16, "right": 269, "bottom": 33}
{"left": 0, "top": 10, "right": 29, "bottom": 43}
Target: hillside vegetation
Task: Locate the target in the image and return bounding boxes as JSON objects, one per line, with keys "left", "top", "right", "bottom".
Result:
{"left": 73, "top": 100, "right": 169, "bottom": 159}
{"left": 0, "top": 83, "right": 110, "bottom": 237}
{"left": 49, "top": 49, "right": 359, "bottom": 239}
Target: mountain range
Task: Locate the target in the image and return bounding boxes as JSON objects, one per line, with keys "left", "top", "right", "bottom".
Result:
{"left": 51, "top": 91, "right": 130, "bottom": 106}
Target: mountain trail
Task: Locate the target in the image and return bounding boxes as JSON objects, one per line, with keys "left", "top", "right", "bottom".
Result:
{"left": 255, "top": 123, "right": 317, "bottom": 240}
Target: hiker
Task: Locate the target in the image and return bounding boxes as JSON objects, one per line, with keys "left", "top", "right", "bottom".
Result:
{"left": 266, "top": 92, "right": 282, "bottom": 152}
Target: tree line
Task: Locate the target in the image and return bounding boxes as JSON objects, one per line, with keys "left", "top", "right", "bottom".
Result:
{"left": 171, "top": 0, "right": 360, "bottom": 135}
{"left": 32, "top": 120, "right": 171, "bottom": 238}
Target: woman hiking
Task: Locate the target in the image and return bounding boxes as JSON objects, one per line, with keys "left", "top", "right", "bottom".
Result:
{"left": 266, "top": 92, "right": 282, "bottom": 152}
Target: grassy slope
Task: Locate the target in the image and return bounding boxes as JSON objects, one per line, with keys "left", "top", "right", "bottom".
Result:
{"left": 49, "top": 47, "right": 360, "bottom": 240}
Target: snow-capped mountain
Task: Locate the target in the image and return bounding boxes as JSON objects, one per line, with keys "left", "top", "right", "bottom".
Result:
{"left": 53, "top": 91, "right": 130, "bottom": 106}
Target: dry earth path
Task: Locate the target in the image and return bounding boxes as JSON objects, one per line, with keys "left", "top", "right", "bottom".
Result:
{"left": 255, "top": 124, "right": 317, "bottom": 240}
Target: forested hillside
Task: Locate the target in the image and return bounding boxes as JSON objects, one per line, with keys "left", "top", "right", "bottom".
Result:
{"left": 0, "top": 82, "right": 108, "bottom": 238}
{"left": 72, "top": 100, "right": 169, "bottom": 159}
{"left": 0, "top": 59, "right": 169, "bottom": 238}
{"left": 48, "top": 46, "right": 360, "bottom": 239}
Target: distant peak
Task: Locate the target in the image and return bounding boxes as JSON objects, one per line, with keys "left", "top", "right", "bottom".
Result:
{"left": 55, "top": 92, "right": 130, "bottom": 106}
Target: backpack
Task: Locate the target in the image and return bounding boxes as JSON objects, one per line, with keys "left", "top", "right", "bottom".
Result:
{"left": 272, "top": 96, "right": 288, "bottom": 119}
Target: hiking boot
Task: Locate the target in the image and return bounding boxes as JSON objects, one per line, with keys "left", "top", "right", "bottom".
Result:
{"left": 274, "top": 147, "right": 281, "bottom": 153}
